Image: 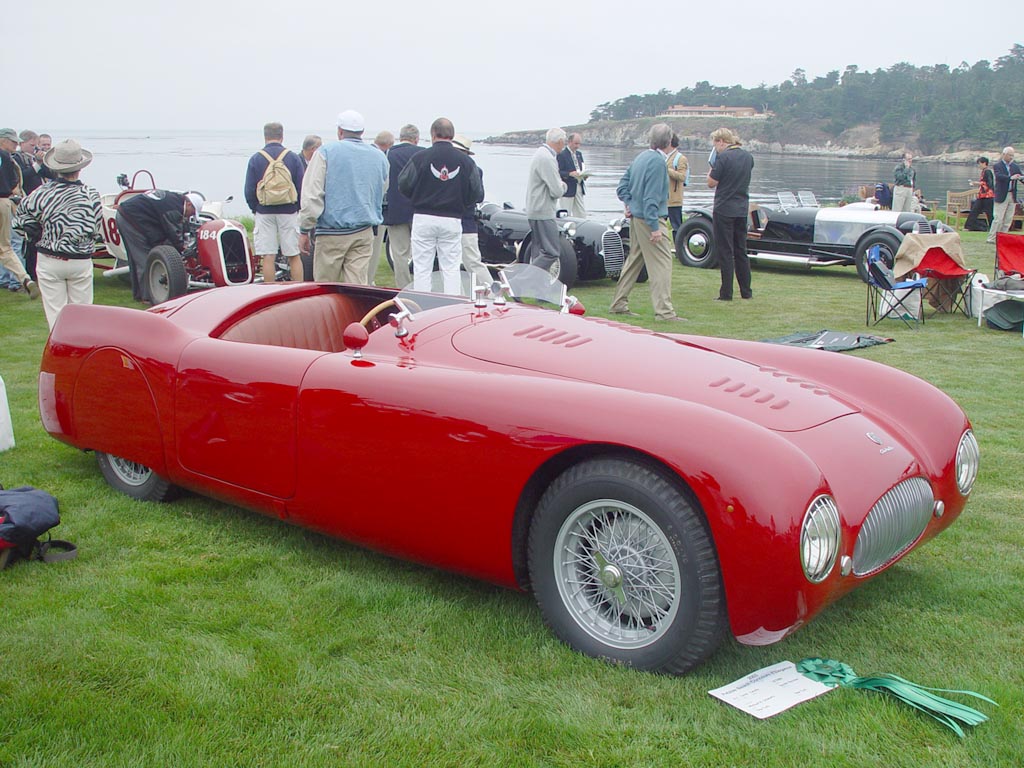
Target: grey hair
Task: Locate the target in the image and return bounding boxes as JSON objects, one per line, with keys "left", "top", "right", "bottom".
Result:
{"left": 302, "top": 135, "right": 322, "bottom": 152}
{"left": 263, "top": 122, "right": 284, "bottom": 141}
{"left": 374, "top": 130, "right": 395, "bottom": 149}
{"left": 546, "top": 127, "right": 567, "bottom": 144}
{"left": 399, "top": 124, "right": 419, "bottom": 142}
{"left": 649, "top": 123, "right": 672, "bottom": 150}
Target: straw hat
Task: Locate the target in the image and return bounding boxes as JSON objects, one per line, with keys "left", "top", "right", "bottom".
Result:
{"left": 43, "top": 139, "right": 93, "bottom": 173}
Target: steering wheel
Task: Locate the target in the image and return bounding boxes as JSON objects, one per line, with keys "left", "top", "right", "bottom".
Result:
{"left": 360, "top": 297, "right": 422, "bottom": 329}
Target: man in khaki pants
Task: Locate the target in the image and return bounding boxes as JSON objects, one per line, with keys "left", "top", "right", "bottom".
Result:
{"left": 0, "top": 128, "right": 39, "bottom": 298}
{"left": 609, "top": 124, "right": 685, "bottom": 323}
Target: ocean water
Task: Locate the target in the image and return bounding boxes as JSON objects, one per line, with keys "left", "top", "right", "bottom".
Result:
{"left": 60, "top": 129, "right": 980, "bottom": 220}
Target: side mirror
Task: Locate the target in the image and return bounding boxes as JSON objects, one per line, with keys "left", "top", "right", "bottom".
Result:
{"left": 343, "top": 322, "right": 369, "bottom": 358}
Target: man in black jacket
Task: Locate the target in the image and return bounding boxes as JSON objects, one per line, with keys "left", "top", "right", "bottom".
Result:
{"left": 557, "top": 133, "right": 587, "bottom": 217}
{"left": 398, "top": 117, "right": 483, "bottom": 294}
{"left": 986, "top": 147, "right": 1023, "bottom": 244}
{"left": 115, "top": 190, "right": 202, "bottom": 303}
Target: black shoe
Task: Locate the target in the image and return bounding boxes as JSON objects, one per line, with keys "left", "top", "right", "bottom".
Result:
{"left": 741, "top": 294, "right": 753, "bottom": 300}
{"left": 714, "top": 296, "right": 732, "bottom": 302}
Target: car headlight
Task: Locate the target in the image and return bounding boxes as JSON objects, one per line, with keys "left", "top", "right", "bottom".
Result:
{"left": 801, "top": 495, "right": 840, "bottom": 583}
{"left": 561, "top": 222, "right": 577, "bottom": 238}
{"left": 955, "top": 430, "right": 980, "bottom": 496}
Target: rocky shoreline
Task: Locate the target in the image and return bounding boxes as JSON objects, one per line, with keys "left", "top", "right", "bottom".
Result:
{"left": 483, "top": 119, "right": 999, "bottom": 165}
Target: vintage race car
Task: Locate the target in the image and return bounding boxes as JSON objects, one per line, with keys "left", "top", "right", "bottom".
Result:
{"left": 95, "top": 171, "right": 257, "bottom": 303}
{"left": 38, "top": 265, "right": 978, "bottom": 674}
{"left": 475, "top": 202, "right": 641, "bottom": 288}
{"left": 675, "top": 203, "right": 950, "bottom": 282}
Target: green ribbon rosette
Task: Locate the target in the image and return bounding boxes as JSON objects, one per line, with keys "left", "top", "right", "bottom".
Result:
{"left": 797, "top": 658, "right": 997, "bottom": 738}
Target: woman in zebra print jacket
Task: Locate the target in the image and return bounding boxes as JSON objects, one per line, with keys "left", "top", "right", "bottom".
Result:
{"left": 14, "top": 140, "right": 101, "bottom": 329}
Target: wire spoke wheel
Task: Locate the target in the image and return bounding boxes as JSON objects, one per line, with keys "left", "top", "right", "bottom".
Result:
{"left": 555, "top": 500, "right": 680, "bottom": 649}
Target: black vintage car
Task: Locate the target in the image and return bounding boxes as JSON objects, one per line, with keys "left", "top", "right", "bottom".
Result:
{"left": 674, "top": 203, "right": 948, "bottom": 282}
{"left": 476, "top": 202, "right": 640, "bottom": 288}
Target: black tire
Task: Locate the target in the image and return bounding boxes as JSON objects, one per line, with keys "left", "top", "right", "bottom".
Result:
{"left": 675, "top": 217, "right": 717, "bottom": 269}
{"left": 854, "top": 230, "right": 901, "bottom": 283}
{"left": 519, "top": 236, "right": 579, "bottom": 288}
{"left": 146, "top": 244, "right": 188, "bottom": 304}
{"left": 96, "top": 452, "right": 177, "bottom": 502}
{"left": 528, "top": 457, "right": 726, "bottom": 674}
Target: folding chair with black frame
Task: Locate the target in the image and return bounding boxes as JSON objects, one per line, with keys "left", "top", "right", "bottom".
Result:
{"left": 915, "top": 248, "right": 976, "bottom": 318}
{"left": 866, "top": 245, "right": 928, "bottom": 329}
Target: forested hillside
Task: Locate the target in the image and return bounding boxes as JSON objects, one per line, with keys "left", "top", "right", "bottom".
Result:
{"left": 589, "top": 46, "right": 1024, "bottom": 153}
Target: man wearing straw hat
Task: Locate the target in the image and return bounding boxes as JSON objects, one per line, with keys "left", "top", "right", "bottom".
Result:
{"left": 14, "top": 140, "right": 102, "bottom": 328}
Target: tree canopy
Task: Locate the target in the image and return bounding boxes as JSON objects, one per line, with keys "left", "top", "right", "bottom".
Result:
{"left": 588, "top": 47, "right": 1024, "bottom": 152}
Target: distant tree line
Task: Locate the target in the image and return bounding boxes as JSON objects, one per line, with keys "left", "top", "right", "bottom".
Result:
{"left": 589, "top": 46, "right": 1024, "bottom": 152}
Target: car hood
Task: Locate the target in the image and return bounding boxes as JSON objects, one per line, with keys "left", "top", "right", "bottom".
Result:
{"left": 450, "top": 313, "right": 857, "bottom": 432}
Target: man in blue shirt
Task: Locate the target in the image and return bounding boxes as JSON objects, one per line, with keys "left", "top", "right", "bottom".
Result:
{"left": 299, "top": 110, "right": 389, "bottom": 284}
{"left": 609, "top": 123, "right": 685, "bottom": 322}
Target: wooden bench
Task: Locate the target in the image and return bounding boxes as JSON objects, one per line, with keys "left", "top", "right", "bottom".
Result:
{"left": 945, "top": 189, "right": 976, "bottom": 230}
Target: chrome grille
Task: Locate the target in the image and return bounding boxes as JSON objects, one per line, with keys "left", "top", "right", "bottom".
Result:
{"left": 601, "top": 231, "right": 626, "bottom": 278}
{"left": 853, "top": 477, "right": 934, "bottom": 576}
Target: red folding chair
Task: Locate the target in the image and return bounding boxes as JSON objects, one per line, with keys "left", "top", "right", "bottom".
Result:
{"left": 994, "top": 232, "right": 1024, "bottom": 278}
{"left": 915, "top": 247, "right": 976, "bottom": 317}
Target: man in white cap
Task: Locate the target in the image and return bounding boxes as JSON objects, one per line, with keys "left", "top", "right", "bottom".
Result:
{"left": 115, "top": 187, "right": 203, "bottom": 303}
{"left": 0, "top": 127, "right": 39, "bottom": 298}
{"left": 298, "top": 110, "right": 389, "bottom": 284}
{"left": 13, "top": 140, "right": 101, "bottom": 328}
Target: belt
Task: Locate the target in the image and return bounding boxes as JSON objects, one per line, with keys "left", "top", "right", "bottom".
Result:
{"left": 38, "top": 247, "right": 91, "bottom": 261}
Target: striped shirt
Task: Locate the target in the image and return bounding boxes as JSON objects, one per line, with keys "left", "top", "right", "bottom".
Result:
{"left": 14, "top": 179, "right": 102, "bottom": 258}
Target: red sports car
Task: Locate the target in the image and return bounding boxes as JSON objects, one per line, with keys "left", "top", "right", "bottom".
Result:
{"left": 38, "top": 266, "right": 979, "bottom": 674}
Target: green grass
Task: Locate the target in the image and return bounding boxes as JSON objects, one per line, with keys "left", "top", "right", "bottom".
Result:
{"left": 1, "top": 233, "right": 1021, "bottom": 767}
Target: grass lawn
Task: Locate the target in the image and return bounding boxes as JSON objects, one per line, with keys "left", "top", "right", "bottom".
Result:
{"left": 1, "top": 231, "right": 1021, "bottom": 767}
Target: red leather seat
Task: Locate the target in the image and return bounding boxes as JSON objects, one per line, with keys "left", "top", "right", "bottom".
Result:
{"left": 220, "top": 293, "right": 365, "bottom": 352}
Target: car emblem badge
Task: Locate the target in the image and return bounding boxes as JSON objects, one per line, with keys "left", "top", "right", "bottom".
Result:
{"left": 867, "top": 432, "right": 894, "bottom": 454}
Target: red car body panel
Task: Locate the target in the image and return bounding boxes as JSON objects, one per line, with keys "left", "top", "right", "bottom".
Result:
{"left": 38, "top": 282, "right": 972, "bottom": 645}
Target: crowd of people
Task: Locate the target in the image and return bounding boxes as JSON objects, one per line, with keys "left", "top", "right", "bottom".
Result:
{"left": 10, "top": 114, "right": 1017, "bottom": 332}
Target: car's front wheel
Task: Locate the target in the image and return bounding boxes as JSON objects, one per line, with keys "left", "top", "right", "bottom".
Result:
{"left": 146, "top": 245, "right": 188, "bottom": 304}
{"left": 854, "top": 230, "right": 901, "bottom": 283}
{"left": 528, "top": 457, "right": 726, "bottom": 674}
{"left": 96, "top": 452, "right": 177, "bottom": 502}
{"left": 675, "top": 217, "right": 717, "bottom": 269}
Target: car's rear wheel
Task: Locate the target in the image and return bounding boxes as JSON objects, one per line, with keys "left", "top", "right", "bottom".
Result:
{"left": 519, "top": 236, "right": 579, "bottom": 288}
{"left": 146, "top": 245, "right": 188, "bottom": 304}
{"left": 528, "top": 457, "right": 726, "bottom": 674}
{"left": 854, "top": 230, "right": 901, "bottom": 283}
{"left": 96, "top": 452, "right": 177, "bottom": 502}
{"left": 675, "top": 217, "right": 717, "bottom": 269}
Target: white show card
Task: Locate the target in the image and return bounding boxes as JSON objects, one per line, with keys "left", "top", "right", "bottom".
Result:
{"left": 708, "top": 661, "right": 834, "bottom": 719}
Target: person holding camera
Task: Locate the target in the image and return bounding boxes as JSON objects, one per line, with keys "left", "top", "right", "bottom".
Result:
{"left": 0, "top": 128, "right": 39, "bottom": 299}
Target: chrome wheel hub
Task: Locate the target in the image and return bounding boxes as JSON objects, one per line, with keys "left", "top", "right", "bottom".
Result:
{"left": 553, "top": 500, "right": 681, "bottom": 650}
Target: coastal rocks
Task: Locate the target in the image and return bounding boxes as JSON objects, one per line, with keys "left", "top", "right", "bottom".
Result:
{"left": 484, "top": 119, "right": 990, "bottom": 164}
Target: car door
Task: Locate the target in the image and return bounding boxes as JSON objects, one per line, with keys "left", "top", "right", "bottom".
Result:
{"left": 175, "top": 337, "right": 323, "bottom": 499}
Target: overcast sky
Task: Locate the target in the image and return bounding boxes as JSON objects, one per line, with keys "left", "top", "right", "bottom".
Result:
{"left": 6, "top": 0, "right": 1021, "bottom": 137}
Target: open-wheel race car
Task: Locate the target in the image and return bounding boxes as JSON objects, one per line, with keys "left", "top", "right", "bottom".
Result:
{"left": 95, "top": 171, "right": 257, "bottom": 303}
{"left": 39, "top": 265, "right": 978, "bottom": 674}
{"left": 675, "top": 201, "right": 951, "bottom": 282}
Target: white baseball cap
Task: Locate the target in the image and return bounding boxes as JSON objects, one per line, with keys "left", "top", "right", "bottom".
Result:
{"left": 337, "top": 110, "right": 365, "bottom": 132}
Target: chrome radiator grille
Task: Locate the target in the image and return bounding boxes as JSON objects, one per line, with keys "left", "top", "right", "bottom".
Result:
{"left": 601, "top": 231, "right": 626, "bottom": 278}
{"left": 853, "top": 477, "right": 934, "bottom": 576}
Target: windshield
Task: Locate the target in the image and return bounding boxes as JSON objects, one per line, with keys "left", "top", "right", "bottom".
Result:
{"left": 396, "top": 263, "right": 568, "bottom": 311}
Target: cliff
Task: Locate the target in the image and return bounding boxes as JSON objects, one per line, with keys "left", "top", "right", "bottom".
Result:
{"left": 483, "top": 119, "right": 997, "bottom": 164}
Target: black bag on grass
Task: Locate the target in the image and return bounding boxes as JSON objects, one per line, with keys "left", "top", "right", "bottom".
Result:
{"left": 0, "top": 485, "right": 77, "bottom": 569}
